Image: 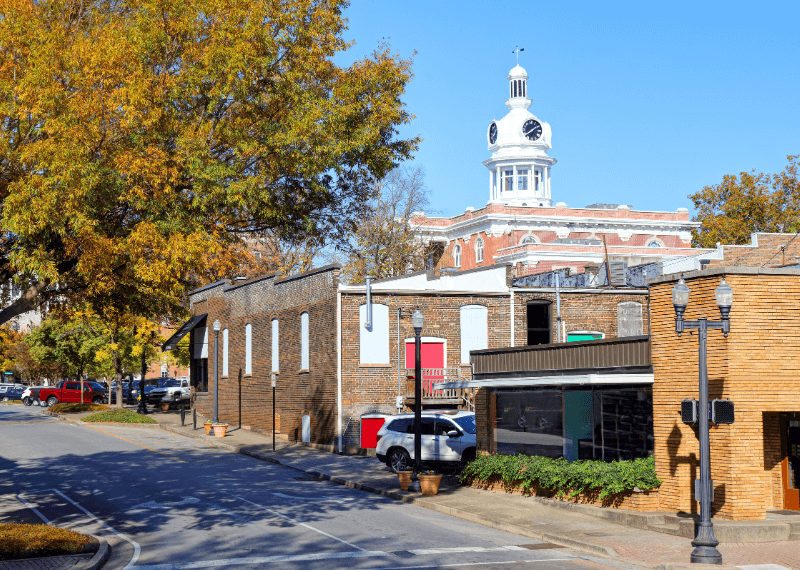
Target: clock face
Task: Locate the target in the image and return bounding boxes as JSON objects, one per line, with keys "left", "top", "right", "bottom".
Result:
{"left": 522, "top": 119, "right": 542, "bottom": 141}
{"left": 488, "top": 122, "right": 498, "bottom": 144}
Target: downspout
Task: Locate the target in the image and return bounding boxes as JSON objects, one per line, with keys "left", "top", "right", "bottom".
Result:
{"left": 337, "top": 289, "right": 342, "bottom": 454}
{"left": 555, "top": 273, "right": 562, "bottom": 343}
{"left": 364, "top": 277, "right": 372, "bottom": 329}
{"left": 509, "top": 289, "right": 515, "bottom": 347}
{"left": 397, "top": 307, "right": 403, "bottom": 408}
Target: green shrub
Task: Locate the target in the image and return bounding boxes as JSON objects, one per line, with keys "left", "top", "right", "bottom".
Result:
{"left": 49, "top": 402, "right": 108, "bottom": 414}
{"left": 82, "top": 409, "right": 157, "bottom": 424}
{"left": 460, "top": 454, "right": 661, "bottom": 499}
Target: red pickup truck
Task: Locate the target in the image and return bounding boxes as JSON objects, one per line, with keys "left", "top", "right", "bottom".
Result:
{"left": 39, "top": 381, "right": 108, "bottom": 407}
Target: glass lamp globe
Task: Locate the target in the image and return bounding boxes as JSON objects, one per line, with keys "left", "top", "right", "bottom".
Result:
{"left": 672, "top": 277, "right": 690, "bottom": 308}
{"left": 715, "top": 278, "right": 733, "bottom": 310}
{"left": 411, "top": 309, "right": 424, "bottom": 331}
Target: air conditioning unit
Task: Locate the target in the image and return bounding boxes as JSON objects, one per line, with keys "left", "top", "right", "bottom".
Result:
{"left": 608, "top": 261, "right": 626, "bottom": 286}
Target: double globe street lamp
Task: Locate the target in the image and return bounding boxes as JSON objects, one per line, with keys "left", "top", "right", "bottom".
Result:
{"left": 671, "top": 276, "right": 733, "bottom": 565}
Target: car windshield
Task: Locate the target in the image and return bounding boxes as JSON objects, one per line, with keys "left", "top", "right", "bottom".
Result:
{"left": 163, "top": 380, "right": 182, "bottom": 387}
{"left": 452, "top": 415, "right": 476, "bottom": 434}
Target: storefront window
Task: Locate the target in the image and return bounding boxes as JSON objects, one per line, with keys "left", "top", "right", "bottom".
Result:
{"left": 493, "top": 386, "right": 653, "bottom": 462}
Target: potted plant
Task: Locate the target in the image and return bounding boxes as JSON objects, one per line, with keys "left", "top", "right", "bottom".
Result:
{"left": 212, "top": 422, "right": 229, "bottom": 437}
{"left": 203, "top": 420, "right": 213, "bottom": 436}
{"left": 417, "top": 470, "right": 442, "bottom": 495}
{"left": 397, "top": 470, "right": 413, "bottom": 491}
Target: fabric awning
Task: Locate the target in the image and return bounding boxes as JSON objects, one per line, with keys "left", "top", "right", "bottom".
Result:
{"left": 162, "top": 314, "right": 207, "bottom": 351}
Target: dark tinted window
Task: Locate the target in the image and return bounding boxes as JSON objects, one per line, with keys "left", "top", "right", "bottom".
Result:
{"left": 65, "top": 382, "right": 79, "bottom": 390}
{"left": 435, "top": 419, "right": 458, "bottom": 436}
{"left": 406, "top": 417, "right": 435, "bottom": 435}
{"left": 453, "top": 415, "right": 476, "bottom": 434}
{"left": 387, "top": 418, "right": 413, "bottom": 433}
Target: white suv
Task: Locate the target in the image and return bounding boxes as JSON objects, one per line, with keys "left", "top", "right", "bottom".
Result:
{"left": 375, "top": 410, "right": 476, "bottom": 473}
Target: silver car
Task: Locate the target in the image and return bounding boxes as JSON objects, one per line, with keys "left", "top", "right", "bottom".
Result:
{"left": 375, "top": 411, "right": 476, "bottom": 473}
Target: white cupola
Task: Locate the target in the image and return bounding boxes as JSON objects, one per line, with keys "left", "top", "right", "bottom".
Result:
{"left": 483, "top": 64, "right": 557, "bottom": 207}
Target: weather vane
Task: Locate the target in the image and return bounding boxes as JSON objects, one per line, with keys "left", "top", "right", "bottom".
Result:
{"left": 513, "top": 46, "right": 524, "bottom": 65}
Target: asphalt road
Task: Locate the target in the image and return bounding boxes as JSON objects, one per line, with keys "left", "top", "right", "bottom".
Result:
{"left": 0, "top": 405, "right": 623, "bottom": 570}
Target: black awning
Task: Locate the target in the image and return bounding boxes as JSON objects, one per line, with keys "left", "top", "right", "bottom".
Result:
{"left": 162, "top": 314, "right": 207, "bottom": 351}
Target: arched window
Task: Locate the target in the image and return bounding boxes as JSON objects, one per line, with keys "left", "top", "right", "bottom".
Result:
{"left": 301, "top": 312, "right": 309, "bottom": 370}
{"left": 453, "top": 244, "right": 461, "bottom": 268}
{"left": 522, "top": 235, "right": 536, "bottom": 245}
{"left": 647, "top": 239, "right": 663, "bottom": 247}
{"left": 271, "top": 319, "right": 279, "bottom": 373}
{"left": 222, "top": 328, "right": 228, "bottom": 377}
{"left": 475, "top": 238, "right": 484, "bottom": 263}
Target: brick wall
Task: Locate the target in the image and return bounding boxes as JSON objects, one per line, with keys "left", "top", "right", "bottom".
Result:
{"left": 707, "top": 234, "right": 800, "bottom": 269}
{"left": 650, "top": 268, "right": 800, "bottom": 520}
{"left": 190, "top": 266, "right": 340, "bottom": 445}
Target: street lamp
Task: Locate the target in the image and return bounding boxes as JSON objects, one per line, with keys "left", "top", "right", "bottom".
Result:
{"left": 408, "top": 309, "right": 424, "bottom": 493}
{"left": 212, "top": 319, "right": 221, "bottom": 425}
{"left": 672, "top": 276, "right": 732, "bottom": 565}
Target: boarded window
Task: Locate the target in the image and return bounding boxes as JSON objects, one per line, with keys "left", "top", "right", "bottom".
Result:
{"left": 301, "top": 312, "right": 309, "bottom": 370}
{"left": 526, "top": 301, "right": 551, "bottom": 345}
{"left": 460, "top": 305, "right": 488, "bottom": 363}
{"left": 245, "top": 323, "right": 252, "bottom": 374}
{"left": 222, "top": 328, "right": 228, "bottom": 376}
{"left": 360, "top": 304, "right": 389, "bottom": 364}
{"left": 271, "top": 319, "right": 279, "bottom": 372}
{"left": 617, "top": 302, "right": 643, "bottom": 337}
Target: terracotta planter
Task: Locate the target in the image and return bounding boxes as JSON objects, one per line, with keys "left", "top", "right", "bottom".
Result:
{"left": 213, "top": 424, "right": 228, "bottom": 437}
{"left": 418, "top": 474, "right": 442, "bottom": 495}
{"left": 203, "top": 422, "right": 213, "bottom": 436}
{"left": 397, "top": 471, "right": 413, "bottom": 491}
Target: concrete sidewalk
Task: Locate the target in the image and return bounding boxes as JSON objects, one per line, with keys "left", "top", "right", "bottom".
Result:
{"left": 143, "top": 408, "right": 800, "bottom": 570}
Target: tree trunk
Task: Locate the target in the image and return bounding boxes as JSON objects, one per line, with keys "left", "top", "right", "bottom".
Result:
{"left": 112, "top": 339, "right": 124, "bottom": 409}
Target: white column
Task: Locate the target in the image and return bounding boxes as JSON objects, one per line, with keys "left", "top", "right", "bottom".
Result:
{"left": 512, "top": 164, "right": 517, "bottom": 198}
{"left": 546, "top": 166, "right": 551, "bottom": 200}
{"left": 496, "top": 166, "right": 501, "bottom": 197}
{"left": 488, "top": 170, "right": 493, "bottom": 201}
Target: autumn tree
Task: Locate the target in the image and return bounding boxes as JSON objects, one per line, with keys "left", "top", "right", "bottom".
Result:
{"left": 0, "top": 0, "right": 417, "bottom": 325}
{"left": 342, "top": 165, "right": 433, "bottom": 281}
{"left": 690, "top": 155, "right": 800, "bottom": 247}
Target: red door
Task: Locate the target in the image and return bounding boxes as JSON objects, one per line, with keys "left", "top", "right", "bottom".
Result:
{"left": 406, "top": 342, "right": 444, "bottom": 394}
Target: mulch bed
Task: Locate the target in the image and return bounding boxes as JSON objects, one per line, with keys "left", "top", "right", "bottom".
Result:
{"left": 0, "top": 523, "right": 97, "bottom": 560}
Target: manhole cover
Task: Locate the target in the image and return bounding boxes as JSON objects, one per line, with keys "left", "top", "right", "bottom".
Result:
{"left": 518, "top": 543, "right": 564, "bottom": 550}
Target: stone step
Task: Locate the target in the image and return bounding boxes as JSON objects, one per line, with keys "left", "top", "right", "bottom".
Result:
{"left": 647, "top": 523, "right": 685, "bottom": 536}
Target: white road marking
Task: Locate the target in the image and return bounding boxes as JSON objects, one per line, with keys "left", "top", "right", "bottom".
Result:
{"left": 272, "top": 492, "right": 352, "bottom": 503}
{"left": 132, "top": 547, "right": 575, "bottom": 570}
{"left": 227, "top": 492, "right": 366, "bottom": 551}
{"left": 128, "top": 497, "right": 201, "bottom": 512}
{"left": 16, "top": 494, "right": 53, "bottom": 526}
{"left": 409, "top": 546, "right": 530, "bottom": 555}
{"left": 52, "top": 489, "right": 142, "bottom": 570}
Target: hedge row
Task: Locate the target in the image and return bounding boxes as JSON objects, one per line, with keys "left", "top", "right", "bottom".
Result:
{"left": 460, "top": 454, "right": 661, "bottom": 499}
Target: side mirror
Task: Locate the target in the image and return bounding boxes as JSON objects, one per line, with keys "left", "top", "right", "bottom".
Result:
{"left": 447, "top": 430, "right": 460, "bottom": 438}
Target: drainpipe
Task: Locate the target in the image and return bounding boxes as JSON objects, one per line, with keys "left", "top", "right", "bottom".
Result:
{"left": 364, "top": 277, "right": 372, "bottom": 329}
{"left": 337, "top": 289, "right": 342, "bottom": 454}
{"left": 555, "top": 273, "right": 562, "bottom": 343}
{"left": 510, "top": 289, "right": 515, "bottom": 347}
{"left": 397, "top": 307, "right": 403, "bottom": 408}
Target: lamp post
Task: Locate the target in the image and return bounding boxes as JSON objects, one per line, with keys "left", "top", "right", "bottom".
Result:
{"left": 672, "top": 276, "right": 733, "bottom": 565}
{"left": 408, "top": 309, "right": 424, "bottom": 493}
{"left": 212, "top": 319, "right": 221, "bottom": 425}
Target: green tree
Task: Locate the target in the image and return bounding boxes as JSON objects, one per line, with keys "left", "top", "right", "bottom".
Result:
{"left": 0, "top": 0, "right": 417, "bottom": 325}
{"left": 689, "top": 155, "right": 800, "bottom": 247}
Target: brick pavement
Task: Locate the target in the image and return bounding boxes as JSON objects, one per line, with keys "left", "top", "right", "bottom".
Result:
{"left": 0, "top": 555, "right": 92, "bottom": 570}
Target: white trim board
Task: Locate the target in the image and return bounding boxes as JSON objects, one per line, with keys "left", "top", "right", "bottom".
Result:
{"left": 433, "top": 372, "right": 654, "bottom": 390}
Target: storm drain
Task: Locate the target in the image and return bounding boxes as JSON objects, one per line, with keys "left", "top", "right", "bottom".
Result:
{"left": 518, "top": 543, "right": 565, "bottom": 550}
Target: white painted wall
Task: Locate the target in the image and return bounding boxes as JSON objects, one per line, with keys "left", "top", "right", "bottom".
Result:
{"left": 460, "top": 305, "right": 488, "bottom": 363}
{"left": 360, "top": 303, "right": 389, "bottom": 364}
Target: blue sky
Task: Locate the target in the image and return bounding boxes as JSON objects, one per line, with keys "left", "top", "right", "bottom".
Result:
{"left": 338, "top": 1, "right": 800, "bottom": 217}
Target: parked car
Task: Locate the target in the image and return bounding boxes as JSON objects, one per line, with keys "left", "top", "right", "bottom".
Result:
{"left": 21, "top": 386, "right": 40, "bottom": 405}
{"left": 0, "top": 384, "right": 25, "bottom": 401}
{"left": 375, "top": 410, "right": 477, "bottom": 473}
{"left": 146, "top": 378, "right": 190, "bottom": 405}
{"left": 38, "top": 380, "right": 108, "bottom": 407}
{"left": 109, "top": 382, "right": 132, "bottom": 405}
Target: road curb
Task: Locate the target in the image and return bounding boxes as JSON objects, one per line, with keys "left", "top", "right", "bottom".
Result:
{"left": 77, "top": 537, "right": 111, "bottom": 570}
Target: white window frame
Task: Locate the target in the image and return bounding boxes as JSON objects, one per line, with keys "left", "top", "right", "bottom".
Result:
{"left": 245, "top": 323, "right": 252, "bottom": 375}
{"left": 475, "top": 238, "right": 484, "bottom": 263}
{"left": 271, "top": 319, "right": 279, "bottom": 373}
{"left": 460, "top": 305, "right": 488, "bottom": 364}
{"left": 222, "top": 328, "right": 228, "bottom": 376}
{"left": 453, "top": 244, "right": 461, "bottom": 268}
{"left": 360, "top": 304, "right": 390, "bottom": 365}
{"left": 517, "top": 169, "right": 529, "bottom": 191}
{"left": 301, "top": 312, "right": 309, "bottom": 370}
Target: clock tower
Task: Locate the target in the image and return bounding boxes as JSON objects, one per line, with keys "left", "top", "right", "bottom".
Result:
{"left": 483, "top": 64, "right": 556, "bottom": 207}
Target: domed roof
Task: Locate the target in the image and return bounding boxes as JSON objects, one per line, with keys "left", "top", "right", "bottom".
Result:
{"left": 508, "top": 65, "right": 528, "bottom": 79}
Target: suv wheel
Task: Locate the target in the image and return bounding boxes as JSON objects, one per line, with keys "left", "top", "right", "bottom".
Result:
{"left": 388, "top": 448, "right": 411, "bottom": 473}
